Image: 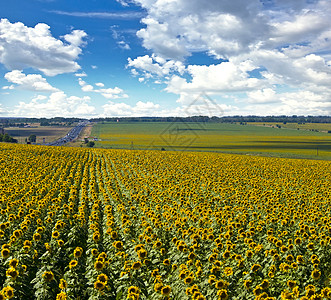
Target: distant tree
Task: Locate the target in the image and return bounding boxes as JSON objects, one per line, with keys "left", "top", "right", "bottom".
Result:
{"left": 3, "top": 133, "right": 11, "bottom": 142}
{"left": 0, "top": 133, "right": 17, "bottom": 143}
{"left": 28, "top": 134, "right": 37, "bottom": 143}
{"left": 87, "top": 141, "right": 95, "bottom": 147}
{"left": 84, "top": 138, "right": 89, "bottom": 144}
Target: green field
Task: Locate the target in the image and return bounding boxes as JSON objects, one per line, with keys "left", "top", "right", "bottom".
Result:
{"left": 247, "top": 122, "right": 331, "bottom": 132}
{"left": 91, "top": 122, "right": 331, "bottom": 159}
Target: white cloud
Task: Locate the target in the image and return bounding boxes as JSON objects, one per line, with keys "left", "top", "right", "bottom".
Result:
{"left": 246, "top": 88, "right": 277, "bottom": 104}
{"left": 75, "top": 72, "right": 87, "bottom": 77}
{"left": 78, "top": 78, "right": 128, "bottom": 99}
{"left": 127, "top": 54, "right": 185, "bottom": 80}
{"left": 4, "top": 70, "right": 59, "bottom": 92}
{"left": 0, "top": 19, "right": 87, "bottom": 76}
{"left": 2, "top": 85, "right": 14, "bottom": 90}
{"left": 12, "top": 91, "right": 95, "bottom": 117}
{"left": 166, "top": 60, "right": 262, "bottom": 97}
{"left": 126, "top": 0, "right": 331, "bottom": 116}
{"left": 102, "top": 100, "right": 160, "bottom": 117}
{"left": 132, "top": 0, "right": 331, "bottom": 61}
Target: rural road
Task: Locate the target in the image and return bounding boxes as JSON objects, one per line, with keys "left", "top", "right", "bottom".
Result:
{"left": 46, "top": 121, "right": 89, "bottom": 146}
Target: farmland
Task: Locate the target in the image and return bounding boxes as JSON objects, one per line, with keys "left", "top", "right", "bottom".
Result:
{"left": 0, "top": 142, "right": 331, "bottom": 299}
{"left": 4, "top": 125, "right": 74, "bottom": 145}
{"left": 91, "top": 122, "right": 331, "bottom": 160}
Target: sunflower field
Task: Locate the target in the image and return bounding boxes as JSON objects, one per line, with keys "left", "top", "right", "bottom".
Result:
{"left": 0, "top": 143, "right": 331, "bottom": 300}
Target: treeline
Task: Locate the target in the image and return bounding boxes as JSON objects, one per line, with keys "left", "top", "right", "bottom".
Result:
{"left": 91, "top": 115, "right": 331, "bottom": 123}
{"left": 0, "top": 117, "right": 81, "bottom": 127}
{"left": 1, "top": 115, "right": 331, "bottom": 124}
{"left": 0, "top": 133, "right": 18, "bottom": 143}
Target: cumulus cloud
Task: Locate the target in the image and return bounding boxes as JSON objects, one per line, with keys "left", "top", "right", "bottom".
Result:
{"left": 0, "top": 19, "right": 87, "bottom": 76}
{"left": 165, "top": 60, "right": 262, "bottom": 96}
{"left": 78, "top": 78, "right": 129, "bottom": 99}
{"left": 132, "top": 0, "right": 331, "bottom": 60}
{"left": 4, "top": 70, "right": 59, "bottom": 92}
{"left": 127, "top": 54, "right": 185, "bottom": 80}
{"left": 102, "top": 100, "right": 160, "bottom": 117}
{"left": 125, "top": 0, "right": 331, "bottom": 115}
{"left": 12, "top": 91, "right": 95, "bottom": 117}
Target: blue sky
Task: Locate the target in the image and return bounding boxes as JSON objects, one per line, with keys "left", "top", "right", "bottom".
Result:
{"left": 0, "top": 0, "right": 330, "bottom": 117}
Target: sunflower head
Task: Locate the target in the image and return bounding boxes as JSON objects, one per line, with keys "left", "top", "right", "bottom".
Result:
{"left": 94, "top": 261, "right": 104, "bottom": 271}
{"left": 1, "top": 248, "right": 10, "bottom": 259}
{"left": 9, "top": 259, "right": 19, "bottom": 268}
{"left": 94, "top": 280, "right": 106, "bottom": 291}
{"left": 161, "top": 285, "right": 171, "bottom": 296}
{"left": 42, "top": 271, "right": 54, "bottom": 282}
{"left": 132, "top": 261, "right": 142, "bottom": 270}
{"left": 69, "top": 260, "right": 78, "bottom": 269}
{"left": 311, "top": 269, "right": 321, "bottom": 280}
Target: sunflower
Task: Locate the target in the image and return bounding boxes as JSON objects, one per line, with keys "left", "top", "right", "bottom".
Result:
{"left": 132, "top": 261, "right": 142, "bottom": 270}
{"left": 223, "top": 251, "right": 231, "bottom": 259}
{"left": 296, "top": 255, "right": 304, "bottom": 264}
{"left": 113, "top": 241, "right": 123, "bottom": 250}
{"left": 224, "top": 267, "right": 233, "bottom": 276}
{"left": 94, "top": 280, "right": 106, "bottom": 291}
{"left": 311, "top": 269, "right": 321, "bottom": 280}
{"left": 91, "top": 248, "right": 99, "bottom": 256}
{"left": 294, "top": 237, "right": 302, "bottom": 245}
{"left": 287, "top": 280, "right": 296, "bottom": 289}
{"left": 57, "top": 240, "right": 64, "bottom": 247}
{"left": 161, "top": 285, "right": 171, "bottom": 296}
{"left": 154, "top": 240, "right": 162, "bottom": 248}
{"left": 59, "top": 279, "right": 67, "bottom": 290}
{"left": 69, "top": 260, "right": 78, "bottom": 269}
{"left": 217, "top": 289, "right": 228, "bottom": 300}
{"left": 251, "top": 264, "right": 261, "bottom": 273}
{"left": 73, "top": 247, "right": 83, "bottom": 258}
{"left": 1, "top": 248, "right": 10, "bottom": 259}
{"left": 42, "top": 271, "right": 54, "bottom": 282}
{"left": 6, "top": 268, "right": 19, "bottom": 280}
{"left": 246, "top": 250, "right": 253, "bottom": 258}
{"left": 94, "top": 260, "right": 104, "bottom": 271}
{"left": 52, "top": 231, "right": 60, "bottom": 239}
{"left": 163, "top": 259, "right": 170, "bottom": 266}
{"left": 154, "top": 282, "right": 163, "bottom": 293}
{"left": 3, "top": 286, "right": 14, "bottom": 299}
{"left": 184, "top": 276, "right": 194, "bottom": 285}
{"left": 215, "top": 280, "right": 229, "bottom": 290}
{"left": 128, "top": 286, "right": 140, "bottom": 294}
{"left": 307, "top": 243, "right": 314, "bottom": 251}
{"left": 135, "top": 248, "right": 146, "bottom": 260}
{"left": 93, "top": 232, "right": 100, "bottom": 242}
{"left": 33, "top": 233, "right": 41, "bottom": 241}
{"left": 286, "top": 255, "right": 294, "bottom": 263}
{"left": 253, "top": 286, "right": 263, "bottom": 296}
{"left": 9, "top": 259, "right": 18, "bottom": 268}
